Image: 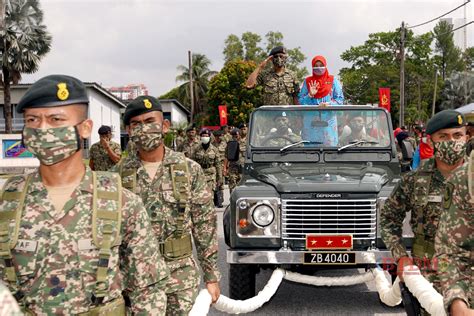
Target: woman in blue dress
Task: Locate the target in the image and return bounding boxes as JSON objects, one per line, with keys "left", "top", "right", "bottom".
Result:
{"left": 298, "top": 55, "right": 344, "bottom": 146}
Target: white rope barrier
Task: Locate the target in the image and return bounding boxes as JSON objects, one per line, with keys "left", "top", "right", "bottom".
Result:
{"left": 371, "top": 268, "right": 402, "bottom": 307}
{"left": 285, "top": 269, "right": 374, "bottom": 287}
{"left": 190, "top": 265, "right": 446, "bottom": 315}
{"left": 402, "top": 265, "right": 446, "bottom": 316}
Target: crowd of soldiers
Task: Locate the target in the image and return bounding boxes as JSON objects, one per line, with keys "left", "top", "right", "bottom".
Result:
{"left": 0, "top": 44, "right": 472, "bottom": 315}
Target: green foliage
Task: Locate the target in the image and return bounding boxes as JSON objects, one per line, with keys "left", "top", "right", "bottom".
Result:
{"left": 223, "top": 34, "right": 244, "bottom": 63}
{"left": 207, "top": 60, "right": 262, "bottom": 126}
{"left": 433, "top": 20, "right": 464, "bottom": 80}
{"left": 340, "top": 28, "right": 439, "bottom": 126}
{"left": 242, "top": 32, "right": 265, "bottom": 62}
{"left": 176, "top": 53, "right": 217, "bottom": 117}
{"left": 264, "top": 31, "right": 284, "bottom": 52}
{"left": 158, "top": 86, "right": 188, "bottom": 109}
{"left": 1, "top": 0, "right": 52, "bottom": 133}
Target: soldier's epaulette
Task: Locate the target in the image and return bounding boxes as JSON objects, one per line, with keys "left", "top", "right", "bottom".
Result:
{"left": 0, "top": 174, "right": 29, "bottom": 204}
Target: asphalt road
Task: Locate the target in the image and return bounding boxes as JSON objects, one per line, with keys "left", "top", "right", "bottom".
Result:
{"left": 204, "top": 188, "right": 406, "bottom": 316}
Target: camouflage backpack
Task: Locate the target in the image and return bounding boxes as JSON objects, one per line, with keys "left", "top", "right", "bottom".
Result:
{"left": 0, "top": 171, "right": 122, "bottom": 306}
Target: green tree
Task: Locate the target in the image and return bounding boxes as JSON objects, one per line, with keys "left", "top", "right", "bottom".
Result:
{"left": 264, "top": 31, "right": 284, "bottom": 52}
{"left": 433, "top": 20, "right": 464, "bottom": 80}
{"left": 158, "top": 86, "right": 188, "bottom": 108}
{"left": 340, "top": 29, "right": 438, "bottom": 126}
{"left": 241, "top": 31, "right": 265, "bottom": 62}
{"left": 223, "top": 34, "right": 244, "bottom": 63}
{"left": 176, "top": 53, "right": 216, "bottom": 117}
{"left": 207, "top": 60, "right": 262, "bottom": 126}
{"left": 1, "top": 0, "right": 52, "bottom": 133}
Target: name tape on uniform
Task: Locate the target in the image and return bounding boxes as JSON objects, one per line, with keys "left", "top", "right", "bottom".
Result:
{"left": 78, "top": 239, "right": 97, "bottom": 251}
{"left": 427, "top": 195, "right": 442, "bottom": 203}
{"left": 15, "top": 239, "right": 38, "bottom": 252}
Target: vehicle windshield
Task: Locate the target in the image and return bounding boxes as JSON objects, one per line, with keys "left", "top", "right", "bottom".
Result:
{"left": 250, "top": 107, "right": 392, "bottom": 149}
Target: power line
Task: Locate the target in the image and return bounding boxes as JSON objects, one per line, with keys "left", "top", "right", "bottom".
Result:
{"left": 434, "top": 20, "right": 473, "bottom": 37}
{"left": 407, "top": 0, "right": 471, "bottom": 29}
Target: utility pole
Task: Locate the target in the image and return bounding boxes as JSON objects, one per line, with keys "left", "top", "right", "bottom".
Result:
{"left": 432, "top": 69, "right": 438, "bottom": 118}
{"left": 188, "top": 50, "right": 194, "bottom": 125}
{"left": 399, "top": 22, "right": 405, "bottom": 127}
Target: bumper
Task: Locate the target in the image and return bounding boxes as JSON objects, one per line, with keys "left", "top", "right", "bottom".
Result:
{"left": 227, "top": 249, "right": 393, "bottom": 264}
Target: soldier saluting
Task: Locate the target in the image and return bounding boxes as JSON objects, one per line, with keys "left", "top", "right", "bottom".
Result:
{"left": 381, "top": 109, "right": 469, "bottom": 314}
{"left": 113, "top": 96, "right": 221, "bottom": 315}
{"left": 0, "top": 75, "right": 169, "bottom": 314}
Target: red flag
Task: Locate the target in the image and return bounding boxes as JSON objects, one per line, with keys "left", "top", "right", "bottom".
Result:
{"left": 378, "top": 88, "right": 391, "bottom": 112}
{"left": 306, "top": 234, "right": 353, "bottom": 250}
{"left": 218, "top": 105, "right": 228, "bottom": 126}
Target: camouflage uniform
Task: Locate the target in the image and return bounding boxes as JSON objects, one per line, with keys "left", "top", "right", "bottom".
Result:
{"left": 113, "top": 148, "right": 220, "bottom": 315}
{"left": 175, "top": 135, "right": 185, "bottom": 152}
{"left": 381, "top": 157, "right": 447, "bottom": 291}
{"left": 0, "top": 282, "right": 21, "bottom": 316}
{"left": 264, "top": 131, "right": 302, "bottom": 147}
{"left": 192, "top": 144, "right": 223, "bottom": 192}
{"left": 222, "top": 133, "right": 232, "bottom": 143}
{"left": 180, "top": 139, "right": 200, "bottom": 159}
{"left": 227, "top": 138, "right": 246, "bottom": 193}
{"left": 89, "top": 141, "right": 121, "bottom": 171}
{"left": 434, "top": 153, "right": 473, "bottom": 312}
{"left": 256, "top": 68, "right": 300, "bottom": 105}
{"left": 0, "top": 168, "right": 169, "bottom": 315}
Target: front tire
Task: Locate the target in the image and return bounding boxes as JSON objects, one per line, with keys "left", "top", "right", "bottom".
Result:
{"left": 229, "top": 264, "right": 257, "bottom": 300}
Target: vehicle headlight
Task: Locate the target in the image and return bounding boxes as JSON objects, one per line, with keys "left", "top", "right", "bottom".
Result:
{"left": 251, "top": 204, "right": 275, "bottom": 227}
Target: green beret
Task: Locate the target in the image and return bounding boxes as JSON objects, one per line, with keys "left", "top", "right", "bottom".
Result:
{"left": 426, "top": 110, "right": 466, "bottom": 135}
{"left": 17, "top": 74, "right": 89, "bottom": 113}
{"left": 123, "top": 96, "right": 162, "bottom": 125}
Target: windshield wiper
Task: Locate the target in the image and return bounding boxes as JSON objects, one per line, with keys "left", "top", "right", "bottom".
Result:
{"left": 280, "top": 140, "right": 323, "bottom": 153}
{"left": 337, "top": 140, "right": 379, "bottom": 152}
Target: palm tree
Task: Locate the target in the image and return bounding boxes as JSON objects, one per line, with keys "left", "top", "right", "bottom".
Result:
{"left": 1, "top": 0, "right": 52, "bottom": 133}
{"left": 176, "top": 53, "right": 216, "bottom": 118}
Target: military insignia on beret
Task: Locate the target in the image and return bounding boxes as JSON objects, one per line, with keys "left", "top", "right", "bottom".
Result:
{"left": 143, "top": 99, "right": 152, "bottom": 109}
{"left": 56, "top": 83, "right": 69, "bottom": 101}
{"left": 443, "top": 182, "right": 454, "bottom": 210}
{"left": 458, "top": 115, "right": 463, "bottom": 125}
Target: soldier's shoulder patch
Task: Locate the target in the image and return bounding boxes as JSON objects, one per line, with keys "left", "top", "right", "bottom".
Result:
{"left": 443, "top": 182, "right": 454, "bottom": 210}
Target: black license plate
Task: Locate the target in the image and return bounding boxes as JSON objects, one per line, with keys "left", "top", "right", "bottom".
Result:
{"left": 303, "top": 252, "right": 356, "bottom": 265}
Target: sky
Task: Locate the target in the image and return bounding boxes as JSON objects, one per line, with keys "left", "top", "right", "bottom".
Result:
{"left": 22, "top": 0, "right": 473, "bottom": 97}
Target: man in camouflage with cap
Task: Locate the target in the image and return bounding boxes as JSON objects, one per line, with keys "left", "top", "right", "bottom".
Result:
{"left": 192, "top": 129, "right": 223, "bottom": 204}
{"left": 381, "top": 110, "right": 469, "bottom": 311}
{"left": 212, "top": 130, "right": 227, "bottom": 207}
{"left": 245, "top": 46, "right": 300, "bottom": 105}
{"left": 112, "top": 96, "right": 221, "bottom": 315}
{"left": 0, "top": 75, "right": 169, "bottom": 314}
{"left": 89, "top": 125, "right": 122, "bottom": 171}
{"left": 260, "top": 111, "right": 301, "bottom": 147}
{"left": 180, "top": 127, "right": 200, "bottom": 158}
{"left": 224, "top": 128, "right": 246, "bottom": 193}
{"left": 434, "top": 150, "right": 473, "bottom": 315}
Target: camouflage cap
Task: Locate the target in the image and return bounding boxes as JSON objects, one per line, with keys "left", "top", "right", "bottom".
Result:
{"left": 426, "top": 110, "right": 466, "bottom": 135}
{"left": 17, "top": 74, "right": 89, "bottom": 113}
{"left": 123, "top": 96, "right": 162, "bottom": 125}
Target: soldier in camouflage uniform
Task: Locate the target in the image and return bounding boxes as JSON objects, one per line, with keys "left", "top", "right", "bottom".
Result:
{"left": 246, "top": 46, "right": 300, "bottom": 105}
{"left": 224, "top": 128, "right": 246, "bottom": 193}
{"left": 113, "top": 96, "right": 221, "bottom": 315}
{"left": 434, "top": 151, "right": 473, "bottom": 315}
{"left": 0, "top": 75, "right": 169, "bottom": 315}
{"left": 381, "top": 110, "right": 469, "bottom": 311}
{"left": 261, "top": 112, "right": 301, "bottom": 147}
{"left": 180, "top": 127, "right": 200, "bottom": 158}
{"left": 212, "top": 130, "right": 227, "bottom": 207}
{"left": 222, "top": 125, "right": 232, "bottom": 143}
{"left": 192, "top": 129, "right": 223, "bottom": 195}
{"left": 89, "top": 125, "right": 121, "bottom": 171}
{"left": 174, "top": 129, "right": 185, "bottom": 152}
{"left": 0, "top": 282, "right": 21, "bottom": 316}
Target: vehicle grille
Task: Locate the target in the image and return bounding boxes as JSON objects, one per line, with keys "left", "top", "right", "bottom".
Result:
{"left": 282, "top": 199, "right": 376, "bottom": 240}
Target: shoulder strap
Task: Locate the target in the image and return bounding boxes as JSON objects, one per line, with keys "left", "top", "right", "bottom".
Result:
{"left": 170, "top": 154, "right": 191, "bottom": 237}
{"left": 117, "top": 158, "right": 137, "bottom": 193}
{"left": 91, "top": 171, "right": 122, "bottom": 303}
{"left": 0, "top": 174, "right": 32, "bottom": 299}
{"left": 469, "top": 151, "right": 473, "bottom": 203}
